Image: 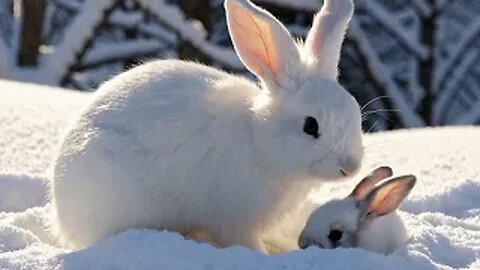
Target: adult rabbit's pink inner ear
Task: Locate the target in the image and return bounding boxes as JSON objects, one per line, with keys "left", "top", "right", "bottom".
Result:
{"left": 304, "top": 0, "right": 354, "bottom": 80}
{"left": 349, "top": 166, "right": 393, "bottom": 201}
{"left": 224, "top": 0, "right": 300, "bottom": 85}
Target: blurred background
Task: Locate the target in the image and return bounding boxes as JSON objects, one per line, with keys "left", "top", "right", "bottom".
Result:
{"left": 0, "top": 0, "right": 479, "bottom": 131}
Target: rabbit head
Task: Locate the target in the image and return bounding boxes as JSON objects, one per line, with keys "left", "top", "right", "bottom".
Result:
{"left": 298, "top": 167, "right": 416, "bottom": 250}
{"left": 225, "top": 0, "right": 363, "bottom": 180}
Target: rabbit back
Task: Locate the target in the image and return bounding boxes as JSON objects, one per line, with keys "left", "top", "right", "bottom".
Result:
{"left": 356, "top": 212, "right": 409, "bottom": 254}
{"left": 51, "top": 60, "right": 263, "bottom": 249}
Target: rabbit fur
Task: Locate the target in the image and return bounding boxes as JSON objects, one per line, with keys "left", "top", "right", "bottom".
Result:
{"left": 50, "top": 0, "right": 362, "bottom": 252}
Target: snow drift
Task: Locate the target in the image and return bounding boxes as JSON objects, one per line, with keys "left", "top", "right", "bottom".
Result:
{"left": 0, "top": 79, "right": 479, "bottom": 269}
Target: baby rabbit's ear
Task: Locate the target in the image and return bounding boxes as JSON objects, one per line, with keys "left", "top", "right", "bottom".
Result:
{"left": 349, "top": 166, "right": 393, "bottom": 201}
{"left": 360, "top": 175, "right": 416, "bottom": 220}
{"left": 304, "top": 0, "right": 354, "bottom": 80}
{"left": 225, "top": 0, "right": 300, "bottom": 87}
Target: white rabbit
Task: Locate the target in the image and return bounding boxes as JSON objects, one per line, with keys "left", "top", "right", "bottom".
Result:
{"left": 50, "top": 0, "right": 363, "bottom": 252}
{"left": 298, "top": 167, "right": 416, "bottom": 254}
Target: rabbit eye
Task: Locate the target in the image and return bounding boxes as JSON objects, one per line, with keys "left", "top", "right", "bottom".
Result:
{"left": 328, "top": 229, "right": 343, "bottom": 242}
{"left": 303, "top": 116, "right": 319, "bottom": 139}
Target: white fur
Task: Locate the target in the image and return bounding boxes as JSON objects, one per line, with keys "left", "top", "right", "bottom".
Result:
{"left": 298, "top": 198, "right": 409, "bottom": 254}
{"left": 50, "top": 0, "right": 362, "bottom": 252}
{"left": 299, "top": 173, "right": 415, "bottom": 254}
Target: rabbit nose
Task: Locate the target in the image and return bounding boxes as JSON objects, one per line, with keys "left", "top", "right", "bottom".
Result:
{"left": 299, "top": 242, "right": 308, "bottom": 249}
{"left": 339, "top": 155, "right": 361, "bottom": 176}
{"left": 298, "top": 237, "right": 309, "bottom": 249}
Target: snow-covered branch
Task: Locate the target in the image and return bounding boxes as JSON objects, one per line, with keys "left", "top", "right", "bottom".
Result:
{"left": 53, "top": 0, "right": 82, "bottom": 12}
{"left": 348, "top": 21, "right": 425, "bottom": 128}
{"left": 254, "top": 0, "right": 319, "bottom": 11}
{"left": 436, "top": 18, "right": 480, "bottom": 91}
{"left": 109, "top": 10, "right": 144, "bottom": 28}
{"left": 81, "top": 40, "right": 166, "bottom": 69}
{"left": 138, "top": 0, "right": 243, "bottom": 70}
{"left": 409, "top": 0, "right": 433, "bottom": 18}
{"left": 362, "top": 0, "right": 429, "bottom": 59}
{"left": 137, "top": 23, "right": 177, "bottom": 44}
{"left": 433, "top": 49, "right": 479, "bottom": 125}
{"left": 42, "top": 0, "right": 116, "bottom": 85}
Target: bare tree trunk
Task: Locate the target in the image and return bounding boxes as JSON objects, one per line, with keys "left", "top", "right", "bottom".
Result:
{"left": 17, "top": 0, "right": 45, "bottom": 66}
{"left": 418, "top": 0, "right": 437, "bottom": 125}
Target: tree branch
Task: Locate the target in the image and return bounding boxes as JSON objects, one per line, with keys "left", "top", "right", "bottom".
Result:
{"left": 409, "top": 0, "right": 432, "bottom": 18}
{"left": 361, "top": 0, "right": 429, "bottom": 59}
{"left": 254, "top": 0, "right": 319, "bottom": 12}
{"left": 42, "top": 0, "right": 118, "bottom": 85}
{"left": 436, "top": 18, "right": 480, "bottom": 91}
{"left": 137, "top": 0, "right": 244, "bottom": 70}
{"left": 435, "top": 49, "right": 480, "bottom": 125}
{"left": 78, "top": 40, "right": 167, "bottom": 70}
{"left": 348, "top": 20, "right": 425, "bottom": 127}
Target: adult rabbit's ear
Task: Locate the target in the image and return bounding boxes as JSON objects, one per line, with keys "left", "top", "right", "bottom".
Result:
{"left": 304, "top": 0, "right": 354, "bottom": 80}
{"left": 225, "top": 0, "right": 300, "bottom": 87}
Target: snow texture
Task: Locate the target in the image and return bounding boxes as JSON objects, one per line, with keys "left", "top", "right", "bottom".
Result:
{"left": 0, "top": 80, "right": 479, "bottom": 269}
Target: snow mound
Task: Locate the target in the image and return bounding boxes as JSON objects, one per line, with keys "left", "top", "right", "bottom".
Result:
{"left": 0, "top": 79, "right": 91, "bottom": 175}
{"left": 0, "top": 173, "right": 47, "bottom": 213}
{"left": 0, "top": 79, "right": 479, "bottom": 269}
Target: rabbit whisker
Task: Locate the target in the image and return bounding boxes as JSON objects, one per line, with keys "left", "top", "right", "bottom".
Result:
{"left": 360, "top": 96, "right": 392, "bottom": 112}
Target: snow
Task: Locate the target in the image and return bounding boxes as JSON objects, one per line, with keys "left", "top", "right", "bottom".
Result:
{"left": 0, "top": 79, "right": 479, "bottom": 269}
{"left": 0, "top": 174, "right": 46, "bottom": 213}
{"left": 0, "top": 79, "right": 91, "bottom": 174}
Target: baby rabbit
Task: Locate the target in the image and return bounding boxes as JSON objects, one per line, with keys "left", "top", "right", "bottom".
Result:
{"left": 50, "top": 0, "right": 363, "bottom": 252}
{"left": 299, "top": 167, "right": 416, "bottom": 254}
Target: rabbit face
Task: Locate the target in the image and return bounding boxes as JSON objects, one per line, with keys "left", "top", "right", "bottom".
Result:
{"left": 251, "top": 76, "right": 363, "bottom": 181}
{"left": 298, "top": 170, "right": 416, "bottom": 253}
{"left": 298, "top": 198, "right": 359, "bottom": 249}
{"left": 226, "top": 0, "right": 362, "bottom": 181}
{"left": 294, "top": 76, "right": 363, "bottom": 179}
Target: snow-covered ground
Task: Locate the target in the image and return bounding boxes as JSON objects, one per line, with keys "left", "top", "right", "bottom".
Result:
{"left": 0, "top": 79, "right": 479, "bottom": 269}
